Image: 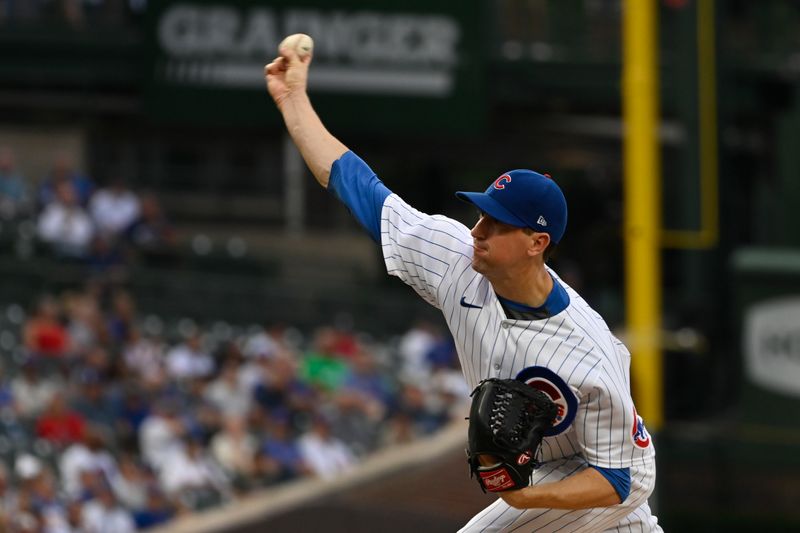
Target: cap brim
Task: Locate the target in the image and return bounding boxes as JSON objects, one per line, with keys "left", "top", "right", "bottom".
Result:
{"left": 455, "top": 191, "right": 528, "bottom": 228}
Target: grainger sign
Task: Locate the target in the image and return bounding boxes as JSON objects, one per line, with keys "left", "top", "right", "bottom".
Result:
{"left": 146, "top": 1, "right": 484, "bottom": 131}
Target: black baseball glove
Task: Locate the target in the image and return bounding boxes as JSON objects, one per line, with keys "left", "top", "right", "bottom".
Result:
{"left": 466, "top": 378, "right": 558, "bottom": 493}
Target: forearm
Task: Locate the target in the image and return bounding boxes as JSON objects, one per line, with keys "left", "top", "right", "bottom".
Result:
{"left": 278, "top": 92, "right": 348, "bottom": 188}
{"left": 500, "top": 466, "right": 621, "bottom": 510}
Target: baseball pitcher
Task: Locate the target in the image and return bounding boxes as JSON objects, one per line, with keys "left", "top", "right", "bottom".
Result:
{"left": 265, "top": 36, "right": 662, "bottom": 533}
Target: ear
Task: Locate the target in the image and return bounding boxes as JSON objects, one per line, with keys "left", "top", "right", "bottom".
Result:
{"left": 527, "top": 232, "right": 551, "bottom": 258}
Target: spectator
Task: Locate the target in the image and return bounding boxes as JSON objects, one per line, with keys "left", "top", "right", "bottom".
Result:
{"left": 123, "top": 191, "right": 176, "bottom": 260}
{"left": 299, "top": 328, "right": 350, "bottom": 391}
{"left": 0, "top": 146, "right": 30, "bottom": 219}
{"left": 22, "top": 295, "right": 70, "bottom": 359}
{"left": 86, "top": 233, "right": 127, "bottom": 276}
{"left": 116, "top": 388, "right": 151, "bottom": 450}
{"left": 165, "top": 331, "right": 214, "bottom": 380}
{"left": 177, "top": 377, "right": 220, "bottom": 443}
{"left": 204, "top": 361, "right": 252, "bottom": 417}
{"left": 11, "top": 358, "right": 63, "bottom": 418}
{"left": 107, "top": 289, "right": 137, "bottom": 345}
{"left": 59, "top": 426, "right": 119, "bottom": 498}
{"left": 0, "top": 462, "right": 18, "bottom": 528}
{"left": 38, "top": 150, "right": 94, "bottom": 208}
{"left": 35, "top": 391, "right": 86, "bottom": 447}
{"left": 70, "top": 369, "right": 119, "bottom": 432}
{"left": 63, "top": 290, "right": 105, "bottom": 356}
{"left": 395, "top": 383, "right": 448, "bottom": 436}
{"left": 79, "top": 344, "right": 114, "bottom": 381}
{"left": 81, "top": 484, "right": 136, "bottom": 533}
{"left": 241, "top": 325, "right": 279, "bottom": 360}
{"left": 297, "top": 415, "right": 356, "bottom": 480}
{"left": 238, "top": 347, "right": 273, "bottom": 394}
{"left": 158, "top": 435, "right": 231, "bottom": 510}
{"left": 210, "top": 416, "right": 258, "bottom": 490}
{"left": 397, "top": 320, "right": 439, "bottom": 384}
{"left": 18, "top": 460, "right": 70, "bottom": 532}
{"left": 110, "top": 455, "right": 150, "bottom": 512}
{"left": 139, "top": 401, "right": 185, "bottom": 471}
{"left": 122, "top": 327, "right": 167, "bottom": 387}
{"left": 253, "top": 355, "right": 316, "bottom": 423}
{"left": 0, "top": 363, "right": 13, "bottom": 409}
{"left": 89, "top": 177, "right": 140, "bottom": 239}
{"left": 333, "top": 350, "right": 393, "bottom": 453}
{"left": 341, "top": 349, "right": 394, "bottom": 408}
{"left": 132, "top": 487, "right": 175, "bottom": 530}
{"left": 258, "top": 412, "right": 309, "bottom": 483}
{"left": 380, "top": 408, "right": 420, "bottom": 447}
{"left": 37, "top": 179, "right": 94, "bottom": 258}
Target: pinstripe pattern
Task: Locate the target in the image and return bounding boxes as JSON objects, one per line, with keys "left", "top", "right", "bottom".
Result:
{"left": 457, "top": 458, "right": 661, "bottom": 533}
{"left": 380, "top": 195, "right": 660, "bottom": 532}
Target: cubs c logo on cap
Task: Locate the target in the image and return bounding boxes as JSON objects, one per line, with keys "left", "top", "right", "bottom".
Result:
{"left": 493, "top": 174, "right": 512, "bottom": 190}
{"left": 516, "top": 366, "right": 578, "bottom": 436}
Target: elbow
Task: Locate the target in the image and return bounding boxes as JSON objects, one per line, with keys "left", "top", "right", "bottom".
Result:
{"left": 605, "top": 492, "right": 624, "bottom": 507}
{"left": 499, "top": 489, "right": 531, "bottom": 510}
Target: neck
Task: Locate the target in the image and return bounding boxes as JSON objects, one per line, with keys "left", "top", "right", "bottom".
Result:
{"left": 488, "top": 262, "right": 553, "bottom": 308}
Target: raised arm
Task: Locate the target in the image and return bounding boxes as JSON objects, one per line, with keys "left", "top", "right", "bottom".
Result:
{"left": 264, "top": 37, "right": 348, "bottom": 187}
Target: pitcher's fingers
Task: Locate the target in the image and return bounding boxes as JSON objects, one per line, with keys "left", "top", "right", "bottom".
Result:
{"left": 278, "top": 45, "right": 300, "bottom": 66}
{"left": 265, "top": 57, "right": 286, "bottom": 75}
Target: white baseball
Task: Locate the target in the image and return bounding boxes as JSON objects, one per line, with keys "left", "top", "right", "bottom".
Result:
{"left": 279, "top": 33, "right": 314, "bottom": 58}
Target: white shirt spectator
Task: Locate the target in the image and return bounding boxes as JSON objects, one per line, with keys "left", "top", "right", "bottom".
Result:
{"left": 89, "top": 185, "right": 140, "bottom": 237}
{"left": 81, "top": 497, "right": 136, "bottom": 533}
{"left": 59, "top": 442, "right": 119, "bottom": 498}
{"left": 123, "top": 333, "right": 166, "bottom": 384}
{"left": 11, "top": 372, "right": 62, "bottom": 418}
{"left": 204, "top": 367, "right": 251, "bottom": 417}
{"left": 139, "top": 413, "right": 183, "bottom": 471}
{"left": 298, "top": 422, "right": 356, "bottom": 479}
{"left": 165, "top": 339, "right": 214, "bottom": 380}
{"left": 158, "top": 443, "right": 229, "bottom": 496}
{"left": 210, "top": 417, "right": 257, "bottom": 477}
{"left": 242, "top": 329, "right": 278, "bottom": 359}
{"left": 397, "top": 323, "right": 437, "bottom": 384}
{"left": 37, "top": 201, "right": 94, "bottom": 256}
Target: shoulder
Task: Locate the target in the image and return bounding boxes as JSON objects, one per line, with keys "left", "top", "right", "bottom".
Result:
{"left": 382, "top": 195, "right": 473, "bottom": 249}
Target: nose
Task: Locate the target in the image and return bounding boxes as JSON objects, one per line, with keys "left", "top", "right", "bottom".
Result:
{"left": 471, "top": 216, "right": 487, "bottom": 239}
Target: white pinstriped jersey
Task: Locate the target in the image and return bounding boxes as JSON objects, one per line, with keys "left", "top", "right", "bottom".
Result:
{"left": 381, "top": 193, "right": 655, "bottom": 470}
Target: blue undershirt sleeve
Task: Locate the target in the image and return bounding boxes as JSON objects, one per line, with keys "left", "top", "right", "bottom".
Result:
{"left": 590, "top": 466, "right": 631, "bottom": 502}
{"left": 327, "top": 151, "right": 392, "bottom": 243}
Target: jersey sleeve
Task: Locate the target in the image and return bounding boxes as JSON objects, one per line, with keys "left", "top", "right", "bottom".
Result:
{"left": 574, "top": 365, "right": 655, "bottom": 469}
{"left": 328, "top": 151, "right": 392, "bottom": 243}
{"left": 381, "top": 194, "right": 474, "bottom": 309}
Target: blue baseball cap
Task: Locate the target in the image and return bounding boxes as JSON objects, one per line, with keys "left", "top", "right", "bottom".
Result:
{"left": 455, "top": 170, "right": 568, "bottom": 243}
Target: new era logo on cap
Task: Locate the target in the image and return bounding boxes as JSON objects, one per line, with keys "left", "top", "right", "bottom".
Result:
{"left": 455, "top": 169, "right": 568, "bottom": 243}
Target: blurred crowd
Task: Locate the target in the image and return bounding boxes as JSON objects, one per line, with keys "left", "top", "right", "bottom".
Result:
{"left": 0, "top": 0, "right": 146, "bottom": 27}
{"left": 0, "top": 283, "right": 468, "bottom": 532}
{"left": 0, "top": 147, "right": 177, "bottom": 273}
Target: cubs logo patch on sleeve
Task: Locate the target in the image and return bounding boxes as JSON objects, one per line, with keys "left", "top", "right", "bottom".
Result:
{"left": 631, "top": 406, "right": 651, "bottom": 449}
{"left": 516, "top": 366, "right": 578, "bottom": 436}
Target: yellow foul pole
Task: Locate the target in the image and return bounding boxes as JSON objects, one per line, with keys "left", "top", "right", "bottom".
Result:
{"left": 623, "top": 0, "right": 663, "bottom": 430}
